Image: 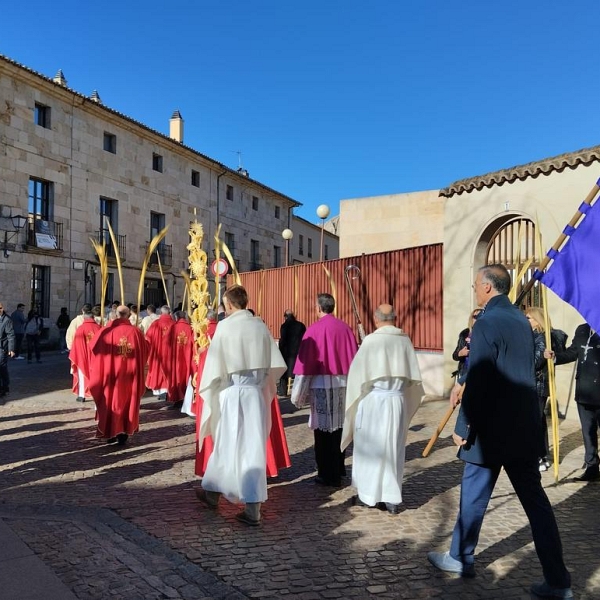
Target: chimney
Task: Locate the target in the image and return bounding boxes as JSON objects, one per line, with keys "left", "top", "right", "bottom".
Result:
{"left": 169, "top": 110, "right": 184, "bottom": 143}
{"left": 53, "top": 69, "right": 68, "bottom": 87}
{"left": 90, "top": 90, "right": 102, "bottom": 104}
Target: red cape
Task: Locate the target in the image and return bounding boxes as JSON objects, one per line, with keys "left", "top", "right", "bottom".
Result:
{"left": 89, "top": 318, "right": 149, "bottom": 439}
{"left": 70, "top": 319, "right": 101, "bottom": 396}
{"left": 145, "top": 314, "right": 175, "bottom": 391}
{"left": 166, "top": 320, "right": 194, "bottom": 403}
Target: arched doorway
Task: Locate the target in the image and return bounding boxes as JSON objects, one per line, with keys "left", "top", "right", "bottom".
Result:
{"left": 485, "top": 217, "right": 541, "bottom": 307}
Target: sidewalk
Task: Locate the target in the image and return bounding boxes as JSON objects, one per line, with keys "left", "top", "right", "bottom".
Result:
{"left": 1, "top": 350, "right": 599, "bottom": 599}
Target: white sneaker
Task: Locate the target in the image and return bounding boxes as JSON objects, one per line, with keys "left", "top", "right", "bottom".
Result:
{"left": 539, "top": 459, "right": 551, "bottom": 472}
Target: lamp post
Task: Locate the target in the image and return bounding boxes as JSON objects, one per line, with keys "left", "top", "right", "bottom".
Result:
{"left": 1, "top": 213, "right": 27, "bottom": 258}
{"left": 282, "top": 228, "right": 293, "bottom": 267}
{"left": 316, "top": 204, "right": 330, "bottom": 261}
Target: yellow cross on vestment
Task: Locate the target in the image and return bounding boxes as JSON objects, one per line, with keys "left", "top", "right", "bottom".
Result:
{"left": 117, "top": 336, "right": 133, "bottom": 358}
{"left": 85, "top": 331, "right": 95, "bottom": 344}
{"left": 176, "top": 331, "right": 188, "bottom": 346}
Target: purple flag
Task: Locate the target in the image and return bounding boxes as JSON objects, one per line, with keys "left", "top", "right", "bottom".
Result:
{"left": 539, "top": 197, "right": 600, "bottom": 333}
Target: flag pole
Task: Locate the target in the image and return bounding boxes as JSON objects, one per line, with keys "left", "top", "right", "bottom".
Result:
{"left": 515, "top": 179, "right": 600, "bottom": 306}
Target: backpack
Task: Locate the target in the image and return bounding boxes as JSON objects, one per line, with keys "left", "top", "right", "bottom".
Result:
{"left": 25, "top": 317, "right": 41, "bottom": 335}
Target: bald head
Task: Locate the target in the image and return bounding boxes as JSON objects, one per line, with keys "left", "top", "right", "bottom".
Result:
{"left": 117, "top": 305, "right": 131, "bottom": 319}
{"left": 374, "top": 304, "right": 396, "bottom": 328}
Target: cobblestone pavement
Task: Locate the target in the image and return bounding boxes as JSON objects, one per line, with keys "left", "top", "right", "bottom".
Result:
{"left": 1, "top": 351, "right": 599, "bottom": 599}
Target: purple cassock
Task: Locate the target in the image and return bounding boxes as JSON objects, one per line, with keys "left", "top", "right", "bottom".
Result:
{"left": 293, "top": 314, "right": 358, "bottom": 376}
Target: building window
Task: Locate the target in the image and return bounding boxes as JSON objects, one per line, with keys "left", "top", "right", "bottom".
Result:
{"left": 275, "top": 206, "right": 280, "bottom": 219}
{"left": 224, "top": 231, "right": 235, "bottom": 254}
{"left": 307, "top": 238, "right": 313, "bottom": 258}
{"left": 31, "top": 265, "right": 51, "bottom": 318}
{"left": 324, "top": 244, "right": 329, "bottom": 260}
{"left": 100, "top": 197, "right": 118, "bottom": 255}
{"left": 299, "top": 234, "right": 304, "bottom": 256}
{"left": 250, "top": 239, "right": 260, "bottom": 269}
{"left": 252, "top": 196, "right": 259, "bottom": 211}
{"left": 103, "top": 132, "right": 117, "bottom": 154}
{"left": 34, "top": 103, "right": 51, "bottom": 128}
{"left": 226, "top": 185, "right": 234, "bottom": 201}
{"left": 273, "top": 245, "right": 282, "bottom": 268}
{"left": 152, "top": 153, "right": 163, "bottom": 172}
{"left": 191, "top": 170, "right": 200, "bottom": 187}
{"left": 28, "top": 178, "right": 52, "bottom": 219}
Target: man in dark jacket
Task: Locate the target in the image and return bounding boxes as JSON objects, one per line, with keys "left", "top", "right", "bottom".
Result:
{"left": 0, "top": 302, "right": 16, "bottom": 398}
{"left": 278, "top": 310, "right": 306, "bottom": 396}
{"left": 427, "top": 265, "right": 572, "bottom": 600}
{"left": 547, "top": 323, "right": 600, "bottom": 482}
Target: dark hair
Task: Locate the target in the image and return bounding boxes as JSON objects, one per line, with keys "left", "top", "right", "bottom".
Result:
{"left": 147, "top": 304, "right": 156, "bottom": 313}
{"left": 224, "top": 285, "right": 248, "bottom": 309}
{"left": 82, "top": 303, "right": 92, "bottom": 313}
{"left": 17, "top": 303, "right": 25, "bottom": 309}
{"left": 91, "top": 305, "right": 102, "bottom": 317}
{"left": 479, "top": 264, "right": 511, "bottom": 295}
{"left": 247, "top": 308, "right": 255, "bottom": 316}
{"left": 317, "top": 293, "right": 335, "bottom": 314}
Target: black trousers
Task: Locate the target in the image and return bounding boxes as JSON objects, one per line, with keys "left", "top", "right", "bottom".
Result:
{"left": 577, "top": 402, "right": 600, "bottom": 469}
{"left": 14, "top": 333, "right": 24, "bottom": 357}
{"left": 0, "top": 353, "right": 9, "bottom": 392}
{"left": 314, "top": 428, "right": 346, "bottom": 484}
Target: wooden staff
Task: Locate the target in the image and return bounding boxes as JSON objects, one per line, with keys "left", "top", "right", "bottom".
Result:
{"left": 422, "top": 405, "right": 456, "bottom": 458}
{"left": 515, "top": 179, "right": 600, "bottom": 306}
{"left": 322, "top": 263, "right": 337, "bottom": 316}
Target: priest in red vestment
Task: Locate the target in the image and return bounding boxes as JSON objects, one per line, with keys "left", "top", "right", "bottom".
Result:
{"left": 145, "top": 305, "right": 175, "bottom": 400}
{"left": 166, "top": 311, "right": 194, "bottom": 406}
{"left": 89, "top": 305, "right": 149, "bottom": 445}
{"left": 69, "top": 305, "right": 101, "bottom": 402}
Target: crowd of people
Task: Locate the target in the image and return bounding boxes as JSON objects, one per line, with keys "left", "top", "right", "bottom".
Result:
{"left": 3, "top": 263, "right": 600, "bottom": 598}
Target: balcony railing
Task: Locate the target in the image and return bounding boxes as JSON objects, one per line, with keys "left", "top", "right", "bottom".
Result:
{"left": 26, "top": 219, "right": 64, "bottom": 251}
{"left": 148, "top": 243, "right": 173, "bottom": 267}
{"left": 95, "top": 230, "right": 127, "bottom": 261}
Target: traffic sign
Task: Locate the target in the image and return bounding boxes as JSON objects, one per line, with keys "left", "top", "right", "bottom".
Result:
{"left": 210, "top": 258, "right": 229, "bottom": 277}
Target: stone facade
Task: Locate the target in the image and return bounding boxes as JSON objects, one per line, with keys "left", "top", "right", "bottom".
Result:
{"left": 338, "top": 189, "right": 444, "bottom": 257}
{"left": 0, "top": 55, "right": 336, "bottom": 320}
{"left": 287, "top": 215, "right": 339, "bottom": 265}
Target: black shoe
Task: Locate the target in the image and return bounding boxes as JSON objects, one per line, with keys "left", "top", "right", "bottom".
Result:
{"left": 385, "top": 503, "right": 402, "bottom": 514}
{"left": 106, "top": 437, "right": 118, "bottom": 444}
{"left": 167, "top": 400, "right": 183, "bottom": 410}
{"left": 76, "top": 396, "right": 85, "bottom": 403}
{"left": 352, "top": 496, "right": 375, "bottom": 508}
{"left": 117, "top": 433, "right": 129, "bottom": 446}
{"left": 575, "top": 468, "right": 600, "bottom": 482}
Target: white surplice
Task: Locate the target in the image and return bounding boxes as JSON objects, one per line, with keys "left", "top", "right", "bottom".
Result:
{"left": 341, "top": 325, "right": 424, "bottom": 506}
{"left": 198, "top": 310, "right": 286, "bottom": 504}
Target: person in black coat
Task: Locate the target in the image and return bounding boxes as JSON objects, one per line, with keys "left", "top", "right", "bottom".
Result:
{"left": 547, "top": 322, "right": 600, "bottom": 482}
{"left": 451, "top": 308, "right": 482, "bottom": 382}
{"left": 525, "top": 306, "right": 568, "bottom": 472}
{"left": 278, "top": 310, "right": 306, "bottom": 396}
{"left": 427, "top": 264, "right": 571, "bottom": 600}
{"left": 0, "top": 303, "right": 16, "bottom": 398}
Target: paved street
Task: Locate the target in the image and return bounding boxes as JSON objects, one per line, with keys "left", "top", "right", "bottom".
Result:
{"left": 1, "top": 351, "right": 599, "bottom": 599}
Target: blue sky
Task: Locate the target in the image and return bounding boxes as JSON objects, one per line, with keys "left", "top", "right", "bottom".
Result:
{"left": 2, "top": 1, "right": 600, "bottom": 222}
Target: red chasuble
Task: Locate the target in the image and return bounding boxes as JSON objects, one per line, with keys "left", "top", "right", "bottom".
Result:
{"left": 166, "top": 319, "right": 194, "bottom": 403}
{"left": 89, "top": 318, "right": 149, "bottom": 439}
{"left": 145, "top": 314, "right": 175, "bottom": 392}
{"left": 70, "top": 319, "right": 101, "bottom": 397}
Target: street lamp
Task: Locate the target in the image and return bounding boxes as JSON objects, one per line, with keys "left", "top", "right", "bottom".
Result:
{"left": 316, "top": 204, "right": 330, "bottom": 261}
{"left": 1, "top": 213, "right": 28, "bottom": 258}
{"left": 282, "top": 228, "right": 293, "bottom": 267}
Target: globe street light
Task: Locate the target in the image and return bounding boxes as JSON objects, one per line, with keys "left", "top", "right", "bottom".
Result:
{"left": 316, "top": 204, "right": 330, "bottom": 261}
{"left": 282, "top": 228, "right": 294, "bottom": 267}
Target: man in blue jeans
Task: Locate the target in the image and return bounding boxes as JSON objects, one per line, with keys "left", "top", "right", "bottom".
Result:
{"left": 427, "top": 265, "right": 572, "bottom": 599}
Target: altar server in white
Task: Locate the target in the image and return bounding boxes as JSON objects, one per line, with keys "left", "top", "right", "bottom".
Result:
{"left": 341, "top": 304, "right": 424, "bottom": 514}
{"left": 196, "top": 285, "right": 286, "bottom": 525}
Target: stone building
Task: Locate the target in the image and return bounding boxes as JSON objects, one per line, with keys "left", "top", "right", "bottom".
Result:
{"left": 337, "top": 146, "right": 600, "bottom": 401}
{"left": 0, "top": 54, "right": 337, "bottom": 321}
